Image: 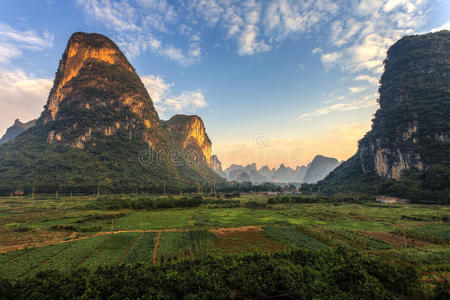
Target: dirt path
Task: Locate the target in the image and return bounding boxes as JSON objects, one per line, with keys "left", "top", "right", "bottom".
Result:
{"left": 152, "top": 232, "right": 162, "bottom": 263}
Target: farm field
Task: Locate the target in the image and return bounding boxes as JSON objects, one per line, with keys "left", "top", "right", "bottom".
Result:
{"left": 0, "top": 194, "right": 449, "bottom": 291}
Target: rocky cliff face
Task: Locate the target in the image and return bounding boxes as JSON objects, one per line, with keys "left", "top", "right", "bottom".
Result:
{"left": 162, "top": 115, "right": 212, "bottom": 166}
{"left": 0, "top": 119, "right": 36, "bottom": 144}
{"left": 0, "top": 32, "right": 222, "bottom": 194}
{"left": 358, "top": 30, "right": 450, "bottom": 180}
{"left": 210, "top": 155, "right": 226, "bottom": 177}
{"left": 315, "top": 31, "right": 450, "bottom": 202}
{"left": 40, "top": 32, "right": 164, "bottom": 149}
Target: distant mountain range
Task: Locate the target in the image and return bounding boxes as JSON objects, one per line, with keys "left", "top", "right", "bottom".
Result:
{"left": 211, "top": 155, "right": 339, "bottom": 184}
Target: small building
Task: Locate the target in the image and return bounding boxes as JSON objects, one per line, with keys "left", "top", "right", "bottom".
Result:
{"left": 376, "top": 195, "right": 409, "bottom": 204}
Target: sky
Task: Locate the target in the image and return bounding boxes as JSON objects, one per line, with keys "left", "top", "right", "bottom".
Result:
{"left": 0, "top": 0, "right": 449, "bottom": 169}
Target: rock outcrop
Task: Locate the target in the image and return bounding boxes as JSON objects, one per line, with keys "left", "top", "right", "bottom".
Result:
{"left": 0, "top": 32, "right": 222, "bottom": 194}
{"left": 210, "top": 155, "right": 226, "bottom": 177}
{"left": 162, "top": 115, "right": 211, "bottom": 166}
{"left": 0, "top": 119, "right": 36, "bottom": 144}
{"left": 357, "top": 30, "right": 450, "bottom": 180}
{"left": 316, "top": 31, "right": 450, "bottom": 202}
{"left": 40, "top": 32, "right": 165, "bottom": 149}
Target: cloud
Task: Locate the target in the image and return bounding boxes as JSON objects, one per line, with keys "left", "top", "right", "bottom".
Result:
{"left": 355, "top": 74, "right": 379, "bottom": 86}
{"left": 0, "top": 22, "right": 53, "bottom": 64}
{"left": 141, "top": 75, "right": 207, "bottom": 115}
{"left": 298, "top": 93, "right": 378, "bottom": 119}
{"left": 313, "top": 0, "right": 430, "bottom": 75}
{"left": 348, "top": 86, "right": 366, "bottom": 93}
{"left": 430, "top": 21, "right": 450, "bottom": 32}
{"left": 321, "top": 51, "right": 341, "bottom": 63}
{"left": 76, "top": 0, "right": 200, "bottom": 66}
{"left": 0, "top": 68, "right": 52, "bottom": 136}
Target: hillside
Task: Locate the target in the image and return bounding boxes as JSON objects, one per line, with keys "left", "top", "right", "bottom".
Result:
{"left": 0, "top": 32, "right": 223, "bottom": 194}
{"left": 314, "top": 31, "right": 450, "bottom": 203}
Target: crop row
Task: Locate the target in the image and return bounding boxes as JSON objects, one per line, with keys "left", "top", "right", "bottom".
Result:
{"left": 263, "top": 226, "right": 329, "bottom": 251}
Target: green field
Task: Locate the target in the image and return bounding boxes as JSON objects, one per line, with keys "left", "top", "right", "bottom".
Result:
{"left": 0, "top": 194, "right": 449, "bottom": 290}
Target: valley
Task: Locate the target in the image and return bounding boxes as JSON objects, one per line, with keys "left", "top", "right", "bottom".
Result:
{"left": 1, "top": 194, "right": 448, "bottom": 291}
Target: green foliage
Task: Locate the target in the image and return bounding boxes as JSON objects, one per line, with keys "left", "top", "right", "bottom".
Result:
{"left": 263, "top": 225, "right": 329, "bottom": 251}
{"left": 80, "top": 233, "right": 140, "bottom": 270}
{"left": 1, "top": 249, "right": 426, "bottom": 299}
{"left": 123, "top": 232, "right": 157, "bottom": 264}
{"left": 157, "top": 231, "right": 216, "bottom": 262}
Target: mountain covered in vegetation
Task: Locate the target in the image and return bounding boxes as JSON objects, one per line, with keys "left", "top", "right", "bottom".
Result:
{"left": 0, "top": 119, "right": 36, "bottom": 145}
{"left": 0, "top": 32, "right": 223, "bottom": 194}
{"left": 313, "top": 31, "right": 450, "bottom": 203}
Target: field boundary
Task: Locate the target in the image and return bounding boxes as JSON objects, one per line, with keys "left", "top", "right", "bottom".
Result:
{"left": 19, "top": 241, "right": 75, "bottom": 278}
{"left": 153, "top": 232, "right": 162, "bottom": 263}
{"left": 75, "top": 234, "right": 113, "bottom": 269}
{"left": 120, "top": 232, "right": 143, "bottom": 264}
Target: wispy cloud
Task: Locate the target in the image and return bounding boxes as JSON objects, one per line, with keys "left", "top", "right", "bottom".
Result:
{"left": 314, "top": 0, "right": 430, "bottom": 75}
{"left": 76, "top": 0, "right": 200, "bottom": 66}
{"left": 430, "top": 21, "right": 450, "bottom": 32}
{"left": 298, "top": 93, "right": 378, "bottom": 120}
{"left": 0, "top": 22, "right": 53, "bottom": 64}
{"left": 355, "top": 74, "right": 379, "bottom": 86}
{"left": 141, "top": 75, "right": 207, "bottom": 116}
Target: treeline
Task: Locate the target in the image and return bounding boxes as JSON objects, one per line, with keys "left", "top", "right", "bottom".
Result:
{"left": 267, "top": 193, "right": 374, "bottom": 205}
{"left": 1, "top": 249, "right": 442, "bottom": 299}
{"left": 85, "top": 195, "right": 241, "bottom": 210}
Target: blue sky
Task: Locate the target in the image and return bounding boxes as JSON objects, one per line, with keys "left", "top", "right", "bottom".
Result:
{"left": 0, "top": 0, "right": 449, "bottom": 168}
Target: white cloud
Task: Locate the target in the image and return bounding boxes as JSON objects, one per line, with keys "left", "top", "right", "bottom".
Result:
{"left": 348, "top": 86, "right": 367, "bottom": 93}
{"left": 430, "top": 21, "right": 450, "bottom": 32}
{"left": 355, "top": 74, "right": 379, "bottom": 86}
{"left": 76, "top": 0, "right": 139, "bottom": 32}
{"left": 0, "top": 68, "right": 52, "bottom": 136}
{"left": 0, "top": 22, "right": 53, "bottom": 64}
{"left": 76, "top": 0, "right": 200, "bottom": 66}
{"left": 313, "top": 0, "right": 430, "bottom": 75}
{"left": 141, "top": 74, "right": 207, "bottom": 115}
{"left": 298, "top": 93, "right": 378, "bottom": 119}
{"left": 320, "top": 51, "right": 341, "bottom": 63}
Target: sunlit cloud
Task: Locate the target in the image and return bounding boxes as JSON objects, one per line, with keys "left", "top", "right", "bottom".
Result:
{"left": 141, "top": 74, "right": 207, "bottom": 116}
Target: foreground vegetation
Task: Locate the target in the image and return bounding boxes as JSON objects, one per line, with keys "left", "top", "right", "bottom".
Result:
{"left": 0, "top": 194, "right": 449, "bottom": 298}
